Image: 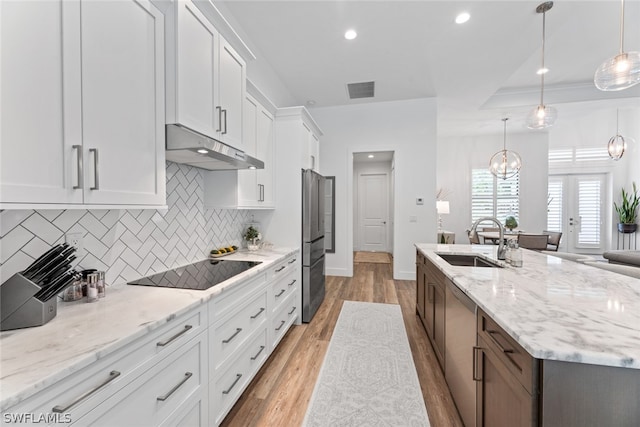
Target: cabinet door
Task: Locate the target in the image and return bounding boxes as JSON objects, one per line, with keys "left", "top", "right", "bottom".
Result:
{"left": 174, "top": 0, "right": 218, "bottom": 137}
{"left": 416, "top": 259, "right": 426, "bottom": 320}
{"left": 310, "top": 131, "right": 320, "bottom": 171}
{"left": 80, "top": 0, "right": 165, "bottom": 206}
{"left": 433, "top": 281, "right": 446, "bottom": 370}
{"left": 301, "top": 123, "right": 312, "bottom": 169}
{"left": 0, "top": 0, "right": 82, "bottom": 204}
{"left": 217, "top": 38, "right": 246, "bottom": 150}
{"left": 256, "top": 108, "right": 275, "bottom": 206}
{"left": 476, "top": 337, "right": 535, "bottom": 427}
{"left": 237, "top": 95, "right": 259, "bottom": 206}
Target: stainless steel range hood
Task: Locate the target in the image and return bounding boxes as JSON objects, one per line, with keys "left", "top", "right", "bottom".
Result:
{"left": 165, "top": 124, "right": 264, "bottom": 170}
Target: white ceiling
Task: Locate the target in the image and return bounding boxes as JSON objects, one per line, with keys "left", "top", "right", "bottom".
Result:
{"left": 220, "top": 0, "right": 640, "bottom": 136}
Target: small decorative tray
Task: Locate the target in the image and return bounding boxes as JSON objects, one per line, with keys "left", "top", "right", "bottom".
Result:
{"left": 209, "top": 251, "right": 235, "bottom": 259}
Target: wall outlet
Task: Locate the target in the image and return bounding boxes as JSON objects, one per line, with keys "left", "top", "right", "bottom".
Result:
{"left": 65, "top": 232, "right": 84, "bottom": 256}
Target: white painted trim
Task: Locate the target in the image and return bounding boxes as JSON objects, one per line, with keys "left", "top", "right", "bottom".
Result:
{"left": 192, "top": 0, "right": 256, "bottom": 61}
{"left": 276, "top": 106, "right": 323, "bottom": 136}
{"left": 325, "top": 267, "right": 351, "bottom": 277}
{"left": 395, "top": 270, "right": 416, "bottom": 281}
{"left": 246, "top": 79, "right": 277, "bottom": 114}
{"left": 348, "top": 147, "right": 398, "bottom": 279}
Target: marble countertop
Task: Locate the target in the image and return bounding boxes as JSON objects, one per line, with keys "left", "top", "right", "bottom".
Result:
{"left": 0, "top": 247, "right": 298, "bottom": 411}
{"left": 416, "top": 244, "right": 640, "bottom": 370}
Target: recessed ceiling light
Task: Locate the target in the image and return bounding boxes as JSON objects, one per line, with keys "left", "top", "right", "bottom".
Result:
{"left": 197, "top": 149, "right": 208, "bottom": 154}
{"left": 368, "top": 154, "right": 374, "bottom": 158}
{"left": 344, "top": 29, "right": 357, "bottom": 40}
{"left": 537, "top": 67, "right": 549, "bottom": 75}
{"left": 455, "top": 12, "right": 470, "bottom": 24}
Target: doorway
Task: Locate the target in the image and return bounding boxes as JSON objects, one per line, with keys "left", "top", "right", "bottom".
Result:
{"left": 548, "top": 173, "right": 608, "bottom": 254}
{"left": 353, "top": 151, "right": 394, "bottom": 255}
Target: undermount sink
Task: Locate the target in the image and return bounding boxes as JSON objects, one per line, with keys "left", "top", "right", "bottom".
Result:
{"left": 436, "top": 253, "right": 503, "bottom": 268}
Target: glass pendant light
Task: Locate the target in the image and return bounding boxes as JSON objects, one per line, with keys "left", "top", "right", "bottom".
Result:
{"left": 527, "top": 2, "right": 557, "bottom": 130}
{"left": 594, "top": 0, "right": 640, "bottom": 91}
{"left": 608, "top": 109, "right": 630, "bottom": 160}
{"left": 489, "top": 118, "right": 522, "bottom": 180}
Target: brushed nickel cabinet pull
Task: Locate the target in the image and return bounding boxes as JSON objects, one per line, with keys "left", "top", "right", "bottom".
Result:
{"left": 157, "top": 372, "right": 192, "bottom": 402}
{"left": 275, "top": 320, "right": 285, "bottom": 331}
{"left": 288, "top": 258, "right": 297, "bottom": 264}
{"left": 52, "top": 370, "right": 120, "bottom": 413}
{"left": 216, "top": 106, "right": 222, "bottom": 132}
{"left": 288, "top": 279, "right": 296, "bottom": 287}
{"left": 72, "top": 145, "right": 83, "bottom": 189}
{"left": 222, "top": 109, "right": 228, "bottom": 135}
{"left": 487, "top": 330, "right": 522, "bottom": 372}
{"left": 250, "top": 307, "right": 265, "bottom": 319}
{"left": 275, "top": 266, "right": 285, "bottom": 273}
{"left": 222, "top": 374, "right": 242, "bottom": 394}
{"left": 275, "top": 289, "right": 285, "bottom": 298}
{"left": 89, "top": 148, "right": 99, "bottom": 190}
{"left": 222, "top": 328, "right": 242, "bottom": 344}
{"left": 472, "top": 346, "right": 482, "bottom": 381}
{"left": 250, "top": 345, "right": 265, "bottom": 361}
{"left": 288, "top": 306, "right": 296, "bottom": 315}
{"left": 157, "top": 324, "right": 192, "bottom": 347}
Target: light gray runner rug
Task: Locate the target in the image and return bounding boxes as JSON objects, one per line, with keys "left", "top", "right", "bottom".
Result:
{"left": 303, "top": 301, "right": 430, "bottom": 427}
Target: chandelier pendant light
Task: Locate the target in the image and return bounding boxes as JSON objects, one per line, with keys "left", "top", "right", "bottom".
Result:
{"left": 527, "top": 2, "right": 557, "bottom": 129}
{"left": 608, "top": 109, "right": 629, "bottom": 160}
{"left": 594, "top": 0, "right": 640, "bottom": 91}
{"left": 489, "top": 118, "right": 522, "bottom": 180}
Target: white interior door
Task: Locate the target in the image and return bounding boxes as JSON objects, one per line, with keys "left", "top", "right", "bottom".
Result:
{"left": 548, "top": 174, "right": 606, "bottom": 254}
{"left": 357, "top": 173, "right": 388, "bottom": 252}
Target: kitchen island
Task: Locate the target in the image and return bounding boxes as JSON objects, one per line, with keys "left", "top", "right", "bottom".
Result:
{"left": 416, "top": 243, "right": 640, "bottom": 427}
{"left": 0, "top": 247, "right": 299, "bottom": 426}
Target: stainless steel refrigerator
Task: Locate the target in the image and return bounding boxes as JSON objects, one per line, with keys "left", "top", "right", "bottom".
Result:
{"left": 302, "top": 169, "right": 325, "bottom": 323}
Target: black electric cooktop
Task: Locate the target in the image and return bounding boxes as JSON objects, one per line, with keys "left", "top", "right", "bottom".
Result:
{"left": 128, "top": 259, "right": 262, "bottom": 290}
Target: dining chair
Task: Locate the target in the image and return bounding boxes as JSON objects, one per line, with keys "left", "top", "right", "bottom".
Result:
{"left": 517, "top": 234, "right": 549, "bottom": 251}
{"left": 480, "top": 227, "right": 500, "bottom": 244}
{"left": 466, "top": 229, "right": 480, "bottom": 244}
{"left": 542, "top": 230, "right": 562, "bottom": 252}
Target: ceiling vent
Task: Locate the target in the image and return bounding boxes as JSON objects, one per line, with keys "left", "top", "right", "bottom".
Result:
{"left": 347, "top": 81, "right": 375, "bottom": 99}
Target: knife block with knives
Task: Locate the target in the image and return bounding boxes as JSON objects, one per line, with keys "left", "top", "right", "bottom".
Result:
{"left": 1, "top": 243, "right": 80, "bottom": 331}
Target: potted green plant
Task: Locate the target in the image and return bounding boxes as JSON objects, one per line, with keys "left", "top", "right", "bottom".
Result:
{"left": 614, "top": 182, "right": 639, "bottom": 233}
{"left": 504, "top": 216, "right": 518, "bottom": 232}
{"left": 243, "top": 225, "right": 262, "bottom": 250}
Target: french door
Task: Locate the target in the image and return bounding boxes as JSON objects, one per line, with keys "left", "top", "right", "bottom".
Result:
{"left": 548, "top": 174, "right": 607, "bottom": 253}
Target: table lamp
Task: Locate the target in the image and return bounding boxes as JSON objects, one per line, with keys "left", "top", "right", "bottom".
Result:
{"left": 437, "top": 201, "right": 450, "bottom": 230}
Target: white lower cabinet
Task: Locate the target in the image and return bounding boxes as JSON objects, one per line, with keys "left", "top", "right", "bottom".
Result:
{"left": 1, "top": 252, "right": 300, "bottom": 427}
{"left": 78, "top": 334, "right": 207, "bottom": 426}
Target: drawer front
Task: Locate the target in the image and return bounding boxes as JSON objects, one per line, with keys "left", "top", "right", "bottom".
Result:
{"left": 270, "top": 267, "right": 297, "bottom": 313}
{"left": 5, "top": 305, "right": 206, "bottom": 423}
{"left": 477, "top": 309, "right": 537, "bottom": 394}
{"left": 209, "top": 272, "right": 267, "bottom": 322}
{"left": 210, "top": 290, "right": 267, "bottom": 371}
{"left": 78, "top": 332, "right": 206, "bottom": 427}
{"left": 210, "top": 329, "right": 268, "bottom": 426}
{"left": 270, "top": 292, "right": 298, "bottom": 349}
{"left": 267, "top": 254, "right": 298, "bottom": 283}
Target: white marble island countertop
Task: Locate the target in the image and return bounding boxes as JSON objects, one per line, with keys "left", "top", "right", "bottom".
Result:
{"left": 415, "top": 243, "right": 640, "bottom": 370}
{"left": 0, "top": 247, "right": 298, "bottom": 411}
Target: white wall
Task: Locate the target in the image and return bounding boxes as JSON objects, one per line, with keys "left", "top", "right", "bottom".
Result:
{"left": 312, "top": 98, "right": 438, "bottom": 280}
{"left": 437, "top": 132, "right": 549, "bottom": 242}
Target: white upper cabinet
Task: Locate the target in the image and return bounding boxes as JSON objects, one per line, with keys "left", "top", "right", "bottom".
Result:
{"left": 204, "top": 90, "right": 275, "bottom": 209}
{"left": 0, "top": 0, "right": 166, "bottom": 208}
{"left": 165, "top": 0, "right": 246, "bottom": 150}
{"left": 301, "top": 121, "right": 321, "bottom": 172}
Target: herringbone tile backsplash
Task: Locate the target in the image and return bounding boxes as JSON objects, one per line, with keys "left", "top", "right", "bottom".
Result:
{"left": 0, "top": 162, "right": 252, "bottom": 287}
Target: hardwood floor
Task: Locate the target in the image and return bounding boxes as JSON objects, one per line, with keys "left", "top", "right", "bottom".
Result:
{"left": 221, "top": 261, "right": 464, "bottom": 427}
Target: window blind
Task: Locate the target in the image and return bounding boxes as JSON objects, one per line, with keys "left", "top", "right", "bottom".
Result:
{"left": 471, "top": 169, "right": 519, "bottom": 223}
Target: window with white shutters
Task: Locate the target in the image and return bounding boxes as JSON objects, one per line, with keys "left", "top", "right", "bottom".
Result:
{"left": 471, "top": 169, "right": 519, "bottom": 223}
{"left": 577, "top": 179, "right": 601, "bottom": 245}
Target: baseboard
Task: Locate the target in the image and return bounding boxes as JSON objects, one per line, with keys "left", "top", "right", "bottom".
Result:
{"left": 394, "top": 270, "right": 415, "bottom": 281}
{"left": 325, "top": 267, "right": 352, "bottom": 277}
